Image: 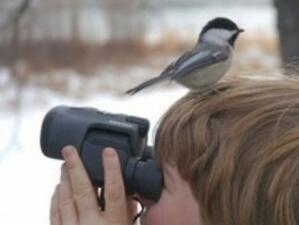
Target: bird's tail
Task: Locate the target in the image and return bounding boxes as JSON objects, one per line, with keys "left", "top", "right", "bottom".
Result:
{"left": 125, "top": 76, "right": 166, "bottom": 95}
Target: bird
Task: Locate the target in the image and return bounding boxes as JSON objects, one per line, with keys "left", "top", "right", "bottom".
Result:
{"left": 125, "top": 17, "right": 244, "bottom": 95}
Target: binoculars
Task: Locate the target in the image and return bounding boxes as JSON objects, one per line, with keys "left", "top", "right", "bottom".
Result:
{"left": 40, "top": 106, "right": 163, "bottom": 202}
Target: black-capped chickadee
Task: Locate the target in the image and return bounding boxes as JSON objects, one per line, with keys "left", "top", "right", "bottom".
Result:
{"left": 126, "top": 17, "right": 244, "bottom": 95}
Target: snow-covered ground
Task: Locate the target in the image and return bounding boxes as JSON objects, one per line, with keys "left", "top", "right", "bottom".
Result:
{"left": 0, "top": 5, "right": 277, "bottom": 225}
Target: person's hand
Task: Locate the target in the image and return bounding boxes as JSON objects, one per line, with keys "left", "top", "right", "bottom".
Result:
{"left": 50, "top": 146, "right": 137, "bottom": 225}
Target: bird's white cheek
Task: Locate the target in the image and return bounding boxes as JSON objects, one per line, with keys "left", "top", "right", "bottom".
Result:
{"left": 202, "top": 29, "right": 237, "bottom": 44}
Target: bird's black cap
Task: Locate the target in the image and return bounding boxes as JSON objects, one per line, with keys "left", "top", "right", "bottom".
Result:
{"left": 200, "top": 17, "right": 241, "bottom": 36}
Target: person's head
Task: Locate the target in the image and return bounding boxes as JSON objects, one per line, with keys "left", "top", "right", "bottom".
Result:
{"left": 142, "top": 76, "right": 299, "bottom": 225}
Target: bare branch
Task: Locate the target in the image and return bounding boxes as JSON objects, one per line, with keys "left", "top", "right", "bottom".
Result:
{"left": 0, "top": 0, "right": 31, "bottom": 31}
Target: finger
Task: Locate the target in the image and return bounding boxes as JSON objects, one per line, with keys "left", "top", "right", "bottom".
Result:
{"left": 128, "top": 197, "right": 139, "bottom": 218}
{"left": 103, "top": 148, "right": 127, "bottom": 222}
{"left": 50, "top": 185, "right": 62, "bottom": 225}
{"left": 62, "top": 146, "right": 98, "bottom": 217}
{"left": 58, "top": 164, "right": 78, "bottom": 225}
{"left": 127, "top": 197, "right": 139, "bottom": 224}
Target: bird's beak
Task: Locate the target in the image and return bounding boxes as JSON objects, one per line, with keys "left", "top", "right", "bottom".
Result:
{"left": 238, "top": 28, "right": 245, "bottom": 33}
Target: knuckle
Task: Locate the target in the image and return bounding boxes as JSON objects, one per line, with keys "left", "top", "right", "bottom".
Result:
{"left": 58, "top": 197, "right": 74, "bottom": 211}
{"left": 107, "top": 182, "right": 125, "bottom": 202}
{"left": 73, "top": 183, "right": 92, "bottom": 202}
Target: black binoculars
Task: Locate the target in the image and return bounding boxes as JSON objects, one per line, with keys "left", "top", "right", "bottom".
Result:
{"left": 40, "top": 106, "right": 163, "bottom": 202}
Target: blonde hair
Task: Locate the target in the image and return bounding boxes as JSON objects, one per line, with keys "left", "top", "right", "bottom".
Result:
{"left": 155, "top": 76, "right": 299, "bottom": 225}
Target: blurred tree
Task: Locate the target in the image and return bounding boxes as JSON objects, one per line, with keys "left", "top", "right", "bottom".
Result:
{"left": 274, "top": 0, "right": 299, "bottom": 67}
{"left": 0, "top": 0, "right": 30, "bottom": 33}
{"left": 100, "top": 0, "right": 148, "bottom": 42}
{"left": 3, "top": 0, "right": 31, "bottom": 77}
{"left": 70, "top": 0, "right": 81, "bottom": 42}
{"left": 0, "top": 0, "right": 31, "bottom": 158}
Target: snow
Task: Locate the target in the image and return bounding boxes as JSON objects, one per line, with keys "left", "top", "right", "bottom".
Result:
{"left": 0, "top": 5, "right": 277, "bottom": 225}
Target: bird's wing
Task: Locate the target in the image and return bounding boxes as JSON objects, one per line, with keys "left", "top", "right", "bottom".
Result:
{"left": 158, "top": 51, "right": 194, "bottom": 78}
{"left": 171, "top": 47, "right": 229, "bottom": 79}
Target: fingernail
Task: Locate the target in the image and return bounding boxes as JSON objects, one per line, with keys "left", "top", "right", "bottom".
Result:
{"left": 62, "top": 146, "right": 75, "bottom": 159}
{"left": 103, "top": 148, "right": 115, "bottom": 157}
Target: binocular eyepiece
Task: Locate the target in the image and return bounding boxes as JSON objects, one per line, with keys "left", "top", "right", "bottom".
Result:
{"left": 40, "top": 106, "right": 163, "bottom": 202}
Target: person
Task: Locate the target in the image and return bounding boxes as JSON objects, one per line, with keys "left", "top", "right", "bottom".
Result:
{"left": 50, "top": 75, "right": 299, "bottom": 225}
